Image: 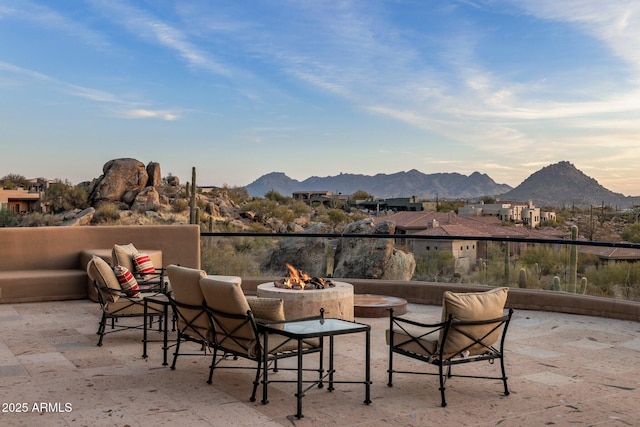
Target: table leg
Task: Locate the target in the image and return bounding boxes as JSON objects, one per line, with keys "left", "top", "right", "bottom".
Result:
{"left": 364, "top": 329, "right": 371, "bottom": 404}
{"left": 162, "top": 303, "right": 169, "bottom": 366}
{"left": 261, "top": 332, "right": 269, "bottom": 405}
{"left": 328, "top": 335, "right": 335, "bottom": 392}
{"left": 142, "top": 300, "right": 148, "bottom": 358}
{"left": 296, "top": 338, "right": 304, "bottom": 419}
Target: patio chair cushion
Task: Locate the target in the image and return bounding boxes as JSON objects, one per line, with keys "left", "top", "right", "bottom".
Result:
{"left": 114, "top": 265, "right": 140, "bottom": 297}
{"left": 200, "top": 277, "right": 261, "bottom": 357}
{"left": 385, "top": 327, "right": 438, "bottom": 357}
{"left": 440, "top": 287, "right": 509, "bottom": 356}
{"left": 87, "top": 256, "right": 121, "bottom": 303}
{"left": 166, "top": 265, "right": 208, "bottom": 336}
{"left": 104, "top": 296, "right": 165, "bottom": 315}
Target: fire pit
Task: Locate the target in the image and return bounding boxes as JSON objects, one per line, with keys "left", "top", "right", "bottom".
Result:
{"left": 257, "top": 264, "right": 354, "bottom": 321}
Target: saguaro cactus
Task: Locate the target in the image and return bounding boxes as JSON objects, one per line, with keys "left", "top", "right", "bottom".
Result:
{"left": 551, "top": 275, "right": 562, "bottom": 291}
{"left": 189, "top": 166, "right": 197, "bottom": 224}
{"left": 568, "top": 225, "right": 578, "bottom": 293}
{"left": 518, "top": 268, "right": 527, "bottom": 289}
{"left": 579, "top": 277, "right": 588, "bottom": 295}
{"left": 504, "top": 241, "right": 510, "bottom": 286}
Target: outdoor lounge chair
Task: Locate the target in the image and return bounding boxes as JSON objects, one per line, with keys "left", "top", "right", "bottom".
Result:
{"left": 200, "top": 276, "right": 323, "bottom": 402}
{"left": 87, "top": 256, "right": 164, "bottom": 346}
{"left": 387, "top": 286, "right": 513, "bottom": 407}
{"left": 165, "top": 265, "right": 244, "bottom": 369}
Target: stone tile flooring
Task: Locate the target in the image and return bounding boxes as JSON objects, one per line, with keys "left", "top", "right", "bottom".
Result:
{"left": 1, "top": 300, "right": 639, "bottom": 426}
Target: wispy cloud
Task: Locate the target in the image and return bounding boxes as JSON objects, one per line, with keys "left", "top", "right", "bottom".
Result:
{"left": 512, "top": 0, "right": 640, "bottom": 70}
{"left": 0, "top": 0, "right": 110, "bottom": 49}
{"left": 115, "top": 109, "right": 180, "bottom": 121}
{"left": 89, "top": 0, "right": 230, "bottom": 76}
{"left": 0, "top": 61, "right": 177, "bottom": 120}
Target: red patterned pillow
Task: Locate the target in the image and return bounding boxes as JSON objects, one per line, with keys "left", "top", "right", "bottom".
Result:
{"left": 133, "top": 252, "right": 155, "bottom": 279}
{"left": 114, "top": 265, "right": 140, "bottom": 297}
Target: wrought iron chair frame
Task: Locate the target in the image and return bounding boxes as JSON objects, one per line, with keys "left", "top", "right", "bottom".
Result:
{"left": 166, "top": 296, "right": 216, "bottom": 369}
{"left": 92, "top": 279, "right": 164, "bottom": 346}
{"left": 387, "top": 307, "right": 514, "bottom": 407}
{"left": 204, "top": 304, "right": 324, "bottom": 403}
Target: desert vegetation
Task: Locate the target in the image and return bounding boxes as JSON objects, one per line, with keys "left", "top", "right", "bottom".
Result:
{"left": 3, "top": 171, "right": 640, "bottom": 301}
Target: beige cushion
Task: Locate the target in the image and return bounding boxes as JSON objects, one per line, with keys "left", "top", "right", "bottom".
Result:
{"left": 104, "top": 297, "right": 165, "bottom": 315}
{"left": 112, "top": 243, "right": 138, "bottom": 273}
{"left": 440, "top": 287, "right": 509, "bottom": 357}
{"left": 200, "top": 276, "right": 255, "bottom": 355}
{"left": 166, "top": 265, "right": 208, "bottom": 337}
{"left": 87, "top": 256, "right": 121, "bottom": 303}
{"left": 246, "top": 296, "right": 285, "bottom": 322}
{"left": 386, "top": 328, "right": 438, "bottom": 357}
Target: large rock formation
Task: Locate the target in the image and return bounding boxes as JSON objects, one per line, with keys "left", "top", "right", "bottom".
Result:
{"left": 88, "top": 158, "right": 159, "bottom": 207}
{"left": 262, "top": 223, "right": 334, "bottom": 277}
{"left": 146, "top": 162, "right": 162, "bottom": 189}
{"left": 131, "top": 187, "right": 161, "bottom": 212}
{"left": 333, "top": 218, "right": 415, "bottom": 280}
{"left": 263, "top": 218, "right": 416, "bottom": 280}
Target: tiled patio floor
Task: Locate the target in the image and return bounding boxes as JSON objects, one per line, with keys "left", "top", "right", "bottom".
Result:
{"left": 1, "top": 300, "right": 639, "bottom": 426}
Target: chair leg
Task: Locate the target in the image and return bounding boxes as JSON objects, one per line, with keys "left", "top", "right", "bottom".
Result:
{"left": 387, "top": 348, "right": 394, "bottom": 387}
{"left": 250, "top": 359, "right": 261, "bottom": 402}
{"left": 438, "top": 364, "right": 447, "bottom": 407}
{"left": 170, "top": 334, "right": 182, "bottom": 370}
{"left": 207, "top": 348, "right": 218, "bottom": 384}
{"left": 97, "top": 313, "right": 107, "bottom": 347}
{"left": 500, "top": 356, "right": 510, "bottom": 396}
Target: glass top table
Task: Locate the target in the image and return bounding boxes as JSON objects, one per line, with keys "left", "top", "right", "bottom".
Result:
{"left": 260, "top": 317, "right": 371, "bottom": 419}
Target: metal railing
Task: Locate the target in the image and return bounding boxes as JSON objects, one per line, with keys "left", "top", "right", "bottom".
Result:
{"left": 199, "top": 231, "right": 640, "bottom": 303}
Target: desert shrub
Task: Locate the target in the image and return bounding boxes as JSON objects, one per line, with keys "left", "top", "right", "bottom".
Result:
{"left": 520, "top": 245, "right": 564, "bottom": 276}
{"left": 0, "top": 207, "right": 18, "bottom": 227}
{"left": 584, "top": 262, "right": 640, "bottom": 299}
{"left": 264, "top": 190, "right": 287, "bottom": 203}
{"left": 327, "top": 209, "right": 347, "bottom": 229}
{"left": 200, "top": 235, "right": 276, "bottom": 276}
{"left": 0, "top": 173, "right": 29, "bottom": 189}
{"left": 242, "top": 199, "right": 296, "bottom": 223}
{"left": 621, "top": 222, "right": 640, "bottom": 243}
{"left": 94, "top": 203, "right": 121, "bottom": 223}
{"left": 172, "top": 199, "right": 189, "bottom": 213}
{"left": 44, "top": 179, "right": 88, "bottom": 213}
{"left": 17, "top": 212, "right": 60, "bottom": 227}
{"left": 413, "top": 250, "right": 456, "bottom": 282}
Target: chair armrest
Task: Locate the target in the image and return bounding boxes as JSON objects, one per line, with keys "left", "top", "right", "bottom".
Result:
{"left": 246, "top": 296, "right": 285, "bottom": 322}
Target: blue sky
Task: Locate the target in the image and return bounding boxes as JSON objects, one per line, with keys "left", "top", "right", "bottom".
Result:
{"left": 2, "top": 1, "right": 640, "bottom": 196}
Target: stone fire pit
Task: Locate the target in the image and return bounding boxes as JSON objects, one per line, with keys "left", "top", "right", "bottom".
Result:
{"left": 257, "top": 281, "right": 354, "bottom": 321}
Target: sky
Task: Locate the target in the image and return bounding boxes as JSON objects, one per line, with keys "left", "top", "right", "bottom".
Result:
{"left": 2, "top": 1, "right": 640, "bottom": 196}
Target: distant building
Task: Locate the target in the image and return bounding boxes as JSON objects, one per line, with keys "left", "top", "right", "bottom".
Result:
{"left": 349, "top": 196, "right": 436, "bottom": 212}
{"left": 0, "top": 178, "right": 50, "bottom": 213}
{"left": 385, "top": 211, "right": 565, "bottom": 274}
{"left": 458, "top": 200, "right": 555, "bottom": 228}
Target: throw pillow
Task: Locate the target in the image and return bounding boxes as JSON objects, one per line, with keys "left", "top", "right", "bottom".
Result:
{"left": 112, "top": 243, "right": 137, "bottom": 273}
{"left": 133, "top": 252, "right": 155, "bottom": 279}
{"left": 87, "top": 256, "right": 122, "bottom": 303}
{"left": 114, "top": 264, "right": 140, "bottom": 297}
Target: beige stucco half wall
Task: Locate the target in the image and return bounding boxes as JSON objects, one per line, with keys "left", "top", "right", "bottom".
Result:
{"left": 0, "top": 225, "right": 200, "bottom": 303}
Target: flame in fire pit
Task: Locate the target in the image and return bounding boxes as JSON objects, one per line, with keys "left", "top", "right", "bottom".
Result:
{"left": 275, "top": 263, "right": 335, "bottom": 290}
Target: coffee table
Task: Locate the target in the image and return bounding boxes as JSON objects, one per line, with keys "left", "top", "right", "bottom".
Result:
{"left": 260, "top": 317, "right": 371, "bottom": 419}
{"left": 142, "top": 293, "right": 171, "bottom": 365}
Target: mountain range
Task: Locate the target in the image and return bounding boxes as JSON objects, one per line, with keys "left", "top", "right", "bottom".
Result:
{"left": 245, "top": 161, "right": 640, "bottom": 208}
